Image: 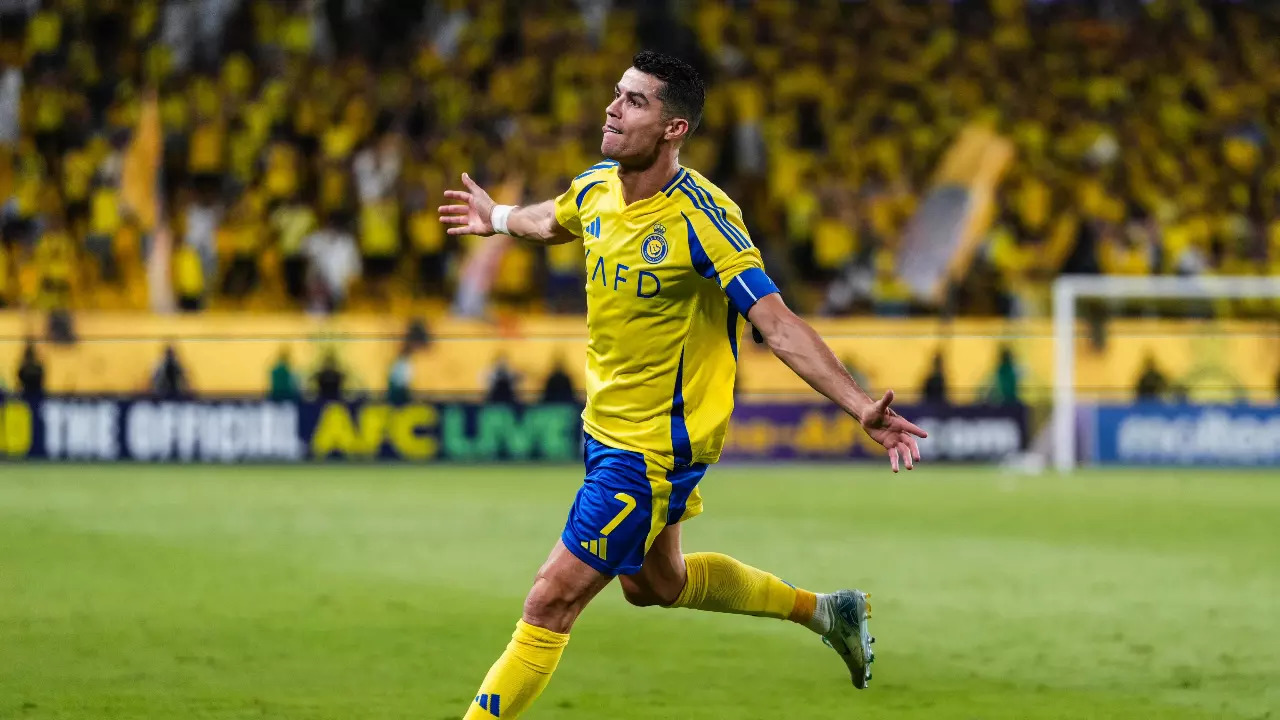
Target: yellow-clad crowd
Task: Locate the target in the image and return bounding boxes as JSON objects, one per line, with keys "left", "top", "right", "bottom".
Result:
{"left": 0, "top": 0, "right": 1277, "bottom": 317}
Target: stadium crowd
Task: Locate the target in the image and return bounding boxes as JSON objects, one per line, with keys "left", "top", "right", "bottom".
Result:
{"left": 0, "top": 0, "right": 1277, "bottom": 318}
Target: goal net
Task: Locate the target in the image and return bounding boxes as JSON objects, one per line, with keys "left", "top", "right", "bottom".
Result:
{"left": 1051, "top": 275, "right": 1280, "bottom": 472}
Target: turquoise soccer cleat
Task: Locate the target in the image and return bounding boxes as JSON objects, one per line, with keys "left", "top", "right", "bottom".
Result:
{"left": 821, "top": 589, "right": 875, "bottom": 689}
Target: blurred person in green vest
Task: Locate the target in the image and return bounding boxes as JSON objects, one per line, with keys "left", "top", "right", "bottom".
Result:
{"left": 985, "top": 345, "right": 1021, "bottom": 406}
{"left": 268, "top": 346, "right": 300, "bottom": 402}
{"left": 386, "top": 342, "right": 412, "bottom": 405}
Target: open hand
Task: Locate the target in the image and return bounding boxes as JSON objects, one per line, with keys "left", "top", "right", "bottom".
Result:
{"left": 438, "top": 173, "right": 497, "bottom": 236}
{"left": 859, "top": 389, "right": 927, "bottom": 472}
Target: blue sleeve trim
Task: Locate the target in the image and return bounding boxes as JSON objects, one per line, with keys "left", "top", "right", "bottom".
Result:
{"left": 724, "top": 267, "right": 779, "bottom": 318}
{"left": 682, "top": 177, "right": 753, "bottom": 250}
{"left": 576, "top": 180, "right": 606, "bottom": 209}
{"left": 676, "top": 181, "right": 748, "bottom": 253}
{"left": 683, "top": 212, "right": 719, "bottom": 282}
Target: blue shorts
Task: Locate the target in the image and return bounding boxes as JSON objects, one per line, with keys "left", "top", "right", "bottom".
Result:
{"left": 561, "top": 434, "right": 708, "bottom": 576}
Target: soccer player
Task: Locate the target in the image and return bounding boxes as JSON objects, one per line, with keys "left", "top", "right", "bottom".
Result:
{"left": 440, "top": 50, "right": 926, "bottom": 719}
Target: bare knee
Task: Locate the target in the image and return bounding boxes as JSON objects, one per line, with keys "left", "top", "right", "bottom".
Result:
{"left": 522, "top": 545, "right": 612, "bottom": 633}
{"left": 524, "top": 574, "right": 587, "bottom": 632}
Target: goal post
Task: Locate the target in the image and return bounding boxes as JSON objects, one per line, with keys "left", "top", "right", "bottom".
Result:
{"left": 1051, "top": 274, "right": 1280, "bottom": 473}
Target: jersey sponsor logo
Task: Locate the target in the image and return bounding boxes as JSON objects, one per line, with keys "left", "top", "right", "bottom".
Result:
{"left": 641, "top": 222, "right": 668, "bottom": 264}
{"left": 585, "top": 216, "right": 602, "bottom": 239}
{"left": 474, "top": 693, "right": 501, "bottom": 717}
{"left": 585, "top": 248, "right": 662, "bottom": 298}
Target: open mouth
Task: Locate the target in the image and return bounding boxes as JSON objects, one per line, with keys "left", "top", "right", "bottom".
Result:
{"left": 603, "top": 124, "right": 622, "bottom": 134}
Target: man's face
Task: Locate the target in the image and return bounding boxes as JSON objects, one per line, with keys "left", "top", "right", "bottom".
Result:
{"left": 601, "top": 67, "right": 678, "bottom": 166}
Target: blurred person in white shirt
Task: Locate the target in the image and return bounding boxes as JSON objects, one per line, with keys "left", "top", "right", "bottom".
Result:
{"left": 303, "top": 212, "right": 360, "bottom": 314}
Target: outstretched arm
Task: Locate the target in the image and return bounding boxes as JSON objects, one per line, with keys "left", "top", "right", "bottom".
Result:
{"left": 747, "top": 293, "right": 926, "bottom": 472}
{"left": 438, "top": 173, "right": 577, "bottom": 245}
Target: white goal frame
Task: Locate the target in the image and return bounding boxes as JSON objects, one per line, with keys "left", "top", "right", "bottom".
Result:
{"left": 1051, "top": 275, "right": 1280, "bottom": 473}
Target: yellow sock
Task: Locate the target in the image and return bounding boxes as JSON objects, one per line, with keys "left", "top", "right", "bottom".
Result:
{"left": 671, "top": 552, "right": 815, "bottom": 625}
{"left": 464, "top": 620, "right": 568, "bottom": 719}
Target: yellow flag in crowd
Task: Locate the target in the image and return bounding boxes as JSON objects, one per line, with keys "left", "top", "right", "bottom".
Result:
{"left": 121, "top": 92, "right": 161, "bottom": 232}
{"left": 120, "top": 92, "right": 174, "bottom": 312}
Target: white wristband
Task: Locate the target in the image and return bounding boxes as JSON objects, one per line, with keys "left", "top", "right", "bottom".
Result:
{"left": 491, "top": 204, "right": 515, "bottom": 235}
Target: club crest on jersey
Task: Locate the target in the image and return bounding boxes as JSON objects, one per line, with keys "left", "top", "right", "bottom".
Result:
{"left": 642, "top": 222, "right": 668, "bottom": 264}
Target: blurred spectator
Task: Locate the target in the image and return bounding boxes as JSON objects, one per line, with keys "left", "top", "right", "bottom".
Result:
{"left": 541, "top": 353, "right": 576, "bottom": 405}
{"left": 353, "top": 133, "right": 402, "bottom": 288}
{"left": 151, "top": 343, "right": 191, "bottom": 400}
{"left": 2, "top": 0, "right": 1280, "bottom": 319}
{"left": 871, "top": 251, "right": 913, "bottom": 317}
{"left": 87, "top": 175, "right": 122, "bottom": 284}
{"left": 269, "top": 193, "right": 318, "bottom": 302}
{"left": 406, "top": 182, "right": 448, "bottom": 297}
{"left": 268, "top": 347, "right": 300, "bottom": 402}
{"left": 921, "top": 350, "right": 948, "bottom": 405}
{"left": 220, "top": 192, "right": 263, "bottom": 300}
{"left": 173, "top": 237, "right": 206, "bottom": 312}
{"left": 313, "top": 348, "right": 346, "bottom": 402}
{"left": 386, "top": 343, "right": 413, "bottom": 405}
{"left": 0, "top": 236, "right": 10, "bottom": 308}
{"left": 160, "top": 0, "right": 196, "bottom": 72}
{"left": 1135, "top": 353, "right": 1170, "bottom": 402}
{"left": 181, "top": 183, "right": 222, "bottom": 289}
{"left": 193, "top": 0, "right": 237, "bottom": 70}
{"left": 0, "top": 66, "right": 20, "bottom": 146}
{"left": 33, "top": 216, "right": 76, "bottom": 310}
{"left": 986, "top": 345, "right": 1021, "bottom": 406}
{"left": 545, "top": 241, "right": 584, "bottom": 312}
{"left": 16, "top": 339, "right": 44, "bottom": 400}
{"left": 485, "top": 352, "right": 519, "bottom": 406}
{"left": 304, "top": 213, "right": 360, "bottom": 314}
{"left": 46, "top": 308, "right": 76, "bottom": 345}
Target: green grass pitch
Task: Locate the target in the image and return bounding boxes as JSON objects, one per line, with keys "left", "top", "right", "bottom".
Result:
{"left": 1, "top": 464, "right": 1278, "bottom": 719}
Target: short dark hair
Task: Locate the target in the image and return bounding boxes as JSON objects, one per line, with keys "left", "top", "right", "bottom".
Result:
{"left": 631, "top": 50, "right": 705, "bottom": 135}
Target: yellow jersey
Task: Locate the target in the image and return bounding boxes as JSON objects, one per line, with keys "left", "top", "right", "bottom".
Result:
{"left": 174, "top": 244, "right": 205, "bottom": 298}
{"left": 0, "top": 241, "right": 10, "bottom": 300}
{"left": 553, "top": 161, "right": 778, "bottom": 466}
